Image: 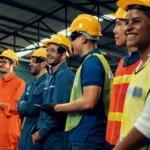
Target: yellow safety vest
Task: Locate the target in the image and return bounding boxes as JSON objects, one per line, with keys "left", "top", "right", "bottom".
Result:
{"left": 120, "top": 61, "right": 150, "bottom": 150}
{"left": 65, "top": 53, "right": 113, "bottom": 131}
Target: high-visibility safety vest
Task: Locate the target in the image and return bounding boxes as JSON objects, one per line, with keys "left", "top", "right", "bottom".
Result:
{"left": 65, "top": 53, "right": 113, "bottom": 131}
{"left": 106, "top": 58, "right": 140, "bottom": 145}
{"left": 120, "top": 62, "right": 150, "bottom": 150}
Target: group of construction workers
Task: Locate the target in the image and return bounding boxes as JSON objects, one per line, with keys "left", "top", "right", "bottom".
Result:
{"left": 0, "top": 0, "right": 149, "bottom": 149}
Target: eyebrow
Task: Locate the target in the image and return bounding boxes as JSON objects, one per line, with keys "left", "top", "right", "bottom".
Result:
{"left": 133, "top": 16, "right": 143, "bottom": 19}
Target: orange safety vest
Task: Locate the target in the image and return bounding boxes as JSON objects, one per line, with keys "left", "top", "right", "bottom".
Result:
{"left": 0, "top": 73, "right": 25, "bottom": 150}
{"left": 106, "top": 57, "right": 140, "bottom": 145}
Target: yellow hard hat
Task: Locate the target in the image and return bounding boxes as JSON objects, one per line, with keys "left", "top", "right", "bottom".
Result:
{"left": 32, "top": 48, "right": 47, "bottom": 58}
{"left": 0, "top": 49, "right": 18, "bottom": 63}
{"left": 117, "top": 0, "right": 150, "bottom": 10}
{"left": 112, "top": 7, "right": 127, "bottom": 19}
{"left": 68, "top": 14, "right": 102, "bottom": 36}
{"left": 43, "top": 34, "right": 72, "bottom": 55}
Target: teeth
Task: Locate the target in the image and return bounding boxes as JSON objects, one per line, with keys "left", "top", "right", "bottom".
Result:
{"left": 128, "top": 34, "right": 136, "bottom": 40}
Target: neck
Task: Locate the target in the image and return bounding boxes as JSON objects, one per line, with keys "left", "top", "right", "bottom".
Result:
{"left": 36, "top": 69, "right": 47, "bottom": 79}
{"left": 51, "top": 61, "right": 64, "bottom": 73}
{"left": 127, "top": 47, "right": 137, "bottom": 55}
{"left": 140, "top": 47, "right": 150, "bottom": 63}
{"left": 2, "top": 71, "right": 13, "bottom": 80}
{"left": 80, "top": 42, "right": 96, "bottom": 56}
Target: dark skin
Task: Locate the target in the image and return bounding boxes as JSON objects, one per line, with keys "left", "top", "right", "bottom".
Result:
{"left": 114, "top": 8, "right": 150, "bottom": 150}
{"left": 125, "top": 9, "right": 150, "bottom": 61}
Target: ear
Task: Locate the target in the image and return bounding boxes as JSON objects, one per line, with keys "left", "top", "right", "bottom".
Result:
{"left": 12, "top": 61, "right": 17, "bottom": 67}
{"left": 41, "top": 61, "right": 47, "bottom": 68}
{"left": 61, "top": 51, "right": 67, "bottom": 61}
{"left": 10, "top": 62, "right": 16, "bottom": 70}
{"left": 80, "top": 35, "right": 87, "bottom": 44}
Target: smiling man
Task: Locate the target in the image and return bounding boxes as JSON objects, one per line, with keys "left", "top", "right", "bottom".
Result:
{"left": 113, "top": 0, "right": 150, "bottom": 149}
{"left": 41, "top": 14, "right": 113, "bottom": 150}
{"left": 32, "top": 34, "right": 74, "bottom": 150}
{"left": 105, "top": 6, "right": 141, "bottom": 149}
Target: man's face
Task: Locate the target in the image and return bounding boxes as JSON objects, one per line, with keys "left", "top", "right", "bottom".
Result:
{"left": 46, "top": 44, "right": 63, "bottom": 67}
{"left": 125, "top": 9, "right": 150, "bottom": 50}
{"left": 29, "top": 57, "right": 42, "bottom": 76}
{"left": 0, "top": 58, "right": 13, "bottom": 74}
{"left": 113, "top": 19, "right": 127, "bottom": 47}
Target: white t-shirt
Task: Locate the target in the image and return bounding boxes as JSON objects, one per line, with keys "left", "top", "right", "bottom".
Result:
{"left": 134, "top": 90, "right": 150, "bottom": 138}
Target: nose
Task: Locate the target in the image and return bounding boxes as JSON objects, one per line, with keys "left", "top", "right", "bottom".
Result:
{"left": 125, "top": 21, "right": 133, "bottom": 35}
{"left": 29, "top": 61, "right": 33, "bottom": 67}
{"left": 113, "top": 24, "right": 119, "bottom": 37}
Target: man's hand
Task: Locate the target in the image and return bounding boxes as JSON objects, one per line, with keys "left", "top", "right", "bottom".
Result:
{"left": 32, "top": 131, "right": 42, "bottom": 144}
{"left": 41, "top": 103, "right": 56, "bottom": 116}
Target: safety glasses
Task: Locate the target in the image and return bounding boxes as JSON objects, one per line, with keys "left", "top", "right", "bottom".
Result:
{"left": 31, "top": 57, "right": 45, "bottom": 63}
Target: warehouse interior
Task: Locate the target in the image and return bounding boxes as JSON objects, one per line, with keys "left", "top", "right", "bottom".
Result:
{"left": 0, "top": 0, "right": 127, "bottom": 81}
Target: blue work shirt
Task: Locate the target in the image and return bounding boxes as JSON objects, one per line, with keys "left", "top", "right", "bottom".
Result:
{"left": 37, "top": 62, "right": 74, "bottom": 138}
{"left": 17, "top": 72, "right": 48, "bottom": 150}
{"left": 67, "top": 48, "right": 107, "bottom": 145}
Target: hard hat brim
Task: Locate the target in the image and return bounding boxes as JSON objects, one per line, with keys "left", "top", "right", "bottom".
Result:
{"left": 117, "top": 0, "right": 150, "bottom": 9}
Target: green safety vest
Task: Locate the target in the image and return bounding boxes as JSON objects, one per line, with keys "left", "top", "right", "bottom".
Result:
{"left": 65, "top": 53, "right": 113, "bottom": 131}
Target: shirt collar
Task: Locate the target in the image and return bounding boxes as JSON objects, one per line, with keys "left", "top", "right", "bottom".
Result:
{"left": 1, "top": 72, "right": 16, "bottom": 82}
{"left": 123, "top": 51, "right": 140, "bottom": 67}
{"left": 52, "top": 62, "right": 68, "bottom": 75}
{"left": 35, "top": 72, "right": 48, "bottom": 85}
{"left": 79, "top": 48, "right": 100, "bottom": 63}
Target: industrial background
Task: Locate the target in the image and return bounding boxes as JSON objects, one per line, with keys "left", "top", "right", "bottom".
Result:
{"left": 0, "top": 0, "right": 126, "bottom": 82}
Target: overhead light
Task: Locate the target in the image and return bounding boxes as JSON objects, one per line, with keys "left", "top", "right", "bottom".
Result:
{"left": 102, "top": 14, "right": 116, "bottom": 21}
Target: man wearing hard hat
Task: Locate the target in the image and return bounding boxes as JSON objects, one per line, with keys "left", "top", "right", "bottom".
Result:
{"left": 0, "top": 49, "right": 25, "bottom": 150}
{"left": 41, "top": 14, "right": 113, "bottom": 149}
{"left": 17, "top": 48, "right": 48, "bottom": 150}
{"left": 105, "top": 5, "right": 141, "bottom": 149}
{"left": 113, "top": 0, "right": 150, "bottom": 149}
{"left": 32, "top": 34, "right": 74, "bottom": 150}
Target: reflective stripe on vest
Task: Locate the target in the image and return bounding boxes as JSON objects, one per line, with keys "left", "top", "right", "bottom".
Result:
{"left": 106, "top": 58, "right": 140, "bottom": 145}
{"left": 65, "top": 53, "right": 113, "bottom": 132}
{"left": 108, "top": 112, "right": 122, "bottom": 122}
{"left": 113, "top": 75, "right": 132, "bottom": 85}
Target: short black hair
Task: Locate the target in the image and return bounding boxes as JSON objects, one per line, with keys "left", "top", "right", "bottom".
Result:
{"left": 127, "top": 5, "right": 150, "bottom": 17}
{"left": 57, "top": 44, "right": 69, "bottom": 54}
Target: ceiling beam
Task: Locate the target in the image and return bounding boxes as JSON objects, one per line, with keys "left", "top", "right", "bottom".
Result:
{"left": 90, "top": 0, "right": 116, "bottom": 11}
{"left": 40, "top": 21, "right": 57, "bottom": 34}
{"left": 0, "top": 0, "right": 67, "bottom": 23}
{"left": 0, "top": 28, "right": 38, "bottom": 42}
{"left": 0, "top": 15, "right": 55, "bottom": 33}
{"left": 0, "top": 5, "right": 66, "bottom": 41}
{"left": 0, "top": 45, "right": 7, "bottom": 50}
{"left": 0, "top": 23, "right": 49, "bottom": 38}
{"left": 54, "top": 0, "right": 115, "bottom": 27}
{"left": 0, "top": 41, "right": 23, "bottom": 49}
{"left": 54, "top": 0, "right": 96, "bottom": 15}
